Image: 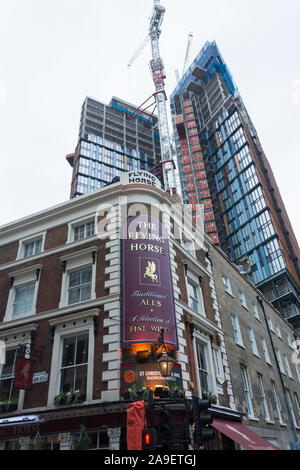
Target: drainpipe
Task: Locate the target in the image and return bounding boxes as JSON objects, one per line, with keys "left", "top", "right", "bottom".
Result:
{"left": 256, "top": 295, "right": 298, "bottom": 442}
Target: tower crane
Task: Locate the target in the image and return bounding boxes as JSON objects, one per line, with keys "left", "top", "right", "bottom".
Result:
{"left": 182, "top": 31, "right": 194, "bottom": 75}
{"left": 175, "top": 31, "right": 194, "bottom": 83}
{"left": 127, "top": 0, "right": 176, "bottom": 192}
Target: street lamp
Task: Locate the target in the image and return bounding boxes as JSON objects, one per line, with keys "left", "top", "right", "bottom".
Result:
{"left": 155, "top": 328, "right": 175, "bottom": 378}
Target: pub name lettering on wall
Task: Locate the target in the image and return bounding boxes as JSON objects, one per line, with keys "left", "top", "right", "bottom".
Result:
{"left": 128, "top": 220, "right": 166, "bottom": 255}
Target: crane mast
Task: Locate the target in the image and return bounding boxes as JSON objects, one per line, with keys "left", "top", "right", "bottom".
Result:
{"left": 148, "top": 0, "right": 175, "bottom": 191}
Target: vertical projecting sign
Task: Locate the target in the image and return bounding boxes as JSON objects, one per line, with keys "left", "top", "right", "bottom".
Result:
{"left": 122, "top": 214, "right": 178, "bottom": 349}
{"left": 14, "top": 357, "right": 35, "bottom": 390}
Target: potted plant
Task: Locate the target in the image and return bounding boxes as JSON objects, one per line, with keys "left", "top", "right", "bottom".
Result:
{"left": 54, "top": 391, "right": 66, "bottom": 407}
{"left": 4, "top": 398, "right": 18, "bottom": 412}
{"left": 141, "top": 386, "right": 153, "bottom": 402}
{"left": 128, "top": 384, "right": 138, "bottom": 401}
{"left": 168, "top": 384, "right": 185, "bottom": 399}
{"left": 72, "top": 425, "right": 93, "bottom": 450}
{"left": 201, "top": 388, "right": 217, "bottom": 404}
{"left": 74, "top": 389, "right": 86, "bottom": 404}
{"left": 154, "top": 386, "right": 169, "bottom": 398}
{"left": 65, "top": 389, "right": 75, "bottom": 405}
{"left": 29, "top": 432, "right": 47, "bottom": 450}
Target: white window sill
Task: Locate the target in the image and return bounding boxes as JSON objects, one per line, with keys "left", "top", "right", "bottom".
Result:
{"left": 225, "top": 290, "right": 234, "bottom": 298}
{"left": 253, "top": 353, "right": 261, "bottom": 359}
{"left": 5, "top": 311, "right": 36, "bottom": 323}
{"left": 279, "top": 423, "right": 287, "bottom": 427}
{"left": 236, "top": 342, "right": 245, "bottom": 349}
{"left": 248, "top": 416, "right": 259, "bottom": 422}
{"left": 265, "top": 420, "right": 275, "bottom": 425}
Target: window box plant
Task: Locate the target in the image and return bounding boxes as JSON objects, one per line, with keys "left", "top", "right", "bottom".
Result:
{"left": 0, "top": 399, "right": 18, "bottom": 413}
{"left": 154, "top": 386, "right": 169, "bottom": 398}
{"left": 122, "top": 384, "right": 137, "bottom": 402}
{"left": 168, "top": 384, "right": 185, "bottom": 399}
{"left": 201, "top": 388, "right": 217, "bottom": 404}
{"left": 54, "top": 389, "right": 86, "bottom": 407}
{"left": 54, "top": 391, "right": 66, "bottom": 406}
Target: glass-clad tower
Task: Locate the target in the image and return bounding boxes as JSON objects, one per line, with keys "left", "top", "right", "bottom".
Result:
{"left": 67, "top": 96, "right": 161, "bottom": 198}
{"left": 170, "top": 41, "right": 300, "bottom": 332}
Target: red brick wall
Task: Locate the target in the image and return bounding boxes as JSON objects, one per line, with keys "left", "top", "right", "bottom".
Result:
{"left": 44, "top": 225, "right": 68, "bottom": 251}
{"left": 0, "top": 241, "right": 18, "bottom": 265}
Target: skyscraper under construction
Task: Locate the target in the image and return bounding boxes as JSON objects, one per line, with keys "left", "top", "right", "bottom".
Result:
{"left": 170, "top": 41, "right": 300, "bottom": 332}
{"left": 66, "top": 96, "right": 162, "bottom": 198}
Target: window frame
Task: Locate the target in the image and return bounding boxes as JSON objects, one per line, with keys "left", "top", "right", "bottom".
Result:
{"left": 231, "top": 313, "right": 244, "bottom": 347}
{"left": 283, "top": 353, "right": 293, "bottom": 379}
{"left": 248, "top": 327, "right": 260, "bottom": 357}
{"left": 184, "top": 263, "right": 205, "bottom": 317}
{"left": 67, "top": 266, "right": 93, "bottom": 306}
{"left": 193, "top": 331, "right": 217, "bottom": 400}
{"left": 58, "top": 332, "right": 89, "bottom": 394}
{"left": 0, "top": 327, "right": 35, "bottom": 410}
{"left": 4, "top": 265, "right": 42, "bottom": 322}
{"left": 59, "top": 248, "right": 97, "bottom": 309}
{"left": 67, "top": 215, "right": 97, "bottom": 244}
{"left": 271, "top": 381, "right": 285, "bottom": 426}
{"left": 252, "top": 303, "right": 261, "bottom": 321}
{"left": 275, "top": 349, "right": 286, "bottom": 375}
{"left": 48, "top": 312, "right": 97, "bottom": 406}
{"left": 261, "top": 337, "right": 272, "bottom": 366}
{"left": 17, "top": 232, "right": 46, "bottom": 260}
{"left": 240, "top": 365, "right": 255, "bottom": 419}
{"left": 257, "top": 373, "right": 271, "bottom": 421}
{"left": 238, "top": 290, "right": 248, "bottom": 309}
{"left": 222, "top": 274, "right": 233, "bottom": 296}
{"left": 0, "top": 348, "right": 18, "bottom": 403}
{"left": 212, "top": 346, "right": 225, "bottom": 384}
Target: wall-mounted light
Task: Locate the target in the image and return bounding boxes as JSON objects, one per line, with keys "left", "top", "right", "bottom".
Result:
{"left": 154, "top": 328, "right": 175, "bottom": 378}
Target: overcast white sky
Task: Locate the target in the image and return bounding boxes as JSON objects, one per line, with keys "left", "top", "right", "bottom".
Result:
{"left": 0, "top": 0, "right": 299, "bottom": 244}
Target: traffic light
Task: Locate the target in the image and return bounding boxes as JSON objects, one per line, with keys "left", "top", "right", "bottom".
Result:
{"left": 142, "top": 428, "right": 156, "bottom": 450}
{"left": 192, "top": 397, "right": 214, "bottom": 447}
{"left": 158, "top": 407, "right": 171, "bottom": 444}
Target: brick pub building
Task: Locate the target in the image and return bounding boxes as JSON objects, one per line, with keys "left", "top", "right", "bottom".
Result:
{"left": 0, "top": 173, "right": 291, "bottom": 450}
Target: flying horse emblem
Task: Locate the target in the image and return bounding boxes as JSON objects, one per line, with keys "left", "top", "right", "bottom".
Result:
{"left": 144, "top": 261, "right": 158, "bottom": 283}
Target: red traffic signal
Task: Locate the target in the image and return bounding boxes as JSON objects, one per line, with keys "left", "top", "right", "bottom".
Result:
{"left": 142, "top": 428, "right": 156, "bottom": 450}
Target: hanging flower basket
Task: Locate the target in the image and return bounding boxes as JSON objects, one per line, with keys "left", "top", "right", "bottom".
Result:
{"left": 72, "top": 425, "right": 93, "bottom": 450}
{"left": 28, "top": 431, "right": 47, "bottom": 450}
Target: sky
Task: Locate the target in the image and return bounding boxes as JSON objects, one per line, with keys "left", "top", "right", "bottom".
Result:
{"left": 0, "top": 0, "right": 299, "bottom": 244}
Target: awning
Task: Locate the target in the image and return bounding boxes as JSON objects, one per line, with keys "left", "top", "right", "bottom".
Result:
{"left": 0, "top": 416, "right": 44, "bottom": 440}
{"left": 212, "top": 418, "right": 279, "bottom": 450}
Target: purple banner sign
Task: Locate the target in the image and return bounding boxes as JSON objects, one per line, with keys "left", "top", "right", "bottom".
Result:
{"left": 122, "top": 215, "right": 178, "bottom": 349}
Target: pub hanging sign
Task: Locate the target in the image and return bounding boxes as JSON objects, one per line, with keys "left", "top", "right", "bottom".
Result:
{"left": 14, "top": 357, "right": 35, "bottom": 390}
{"left": 121, "top": 214, "right": 178, "bottom": 349}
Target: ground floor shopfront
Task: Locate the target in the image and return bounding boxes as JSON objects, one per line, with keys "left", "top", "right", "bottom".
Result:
{"left": 0, "top": 401, "right": 284, "bottom": 451}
